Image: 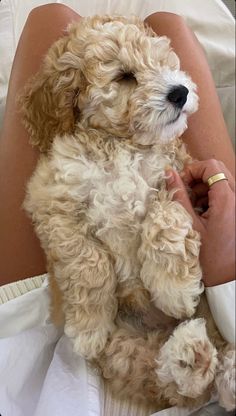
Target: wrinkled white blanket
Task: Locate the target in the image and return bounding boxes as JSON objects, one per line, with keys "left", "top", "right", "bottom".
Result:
{"left": 0, "top": 277, "right": 234, "bottom": 416}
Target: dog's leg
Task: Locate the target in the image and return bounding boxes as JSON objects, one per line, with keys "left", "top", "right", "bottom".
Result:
{"left": 24, "top": 158, "right": 117, "bottom": 360}
{"left": 138, "top": 195, "right": 203, "bottom": 319}
{"left": 97, "top": 319, "right": 216, "bottom": 408}
{"left": 47, "top": 217, "right": 117, "bottom": 359}
{"left": 215, "top": 346, "right": 236, "bottom": 411}
{"left": 97, "top": 327, "right": 166, "bottom": 406}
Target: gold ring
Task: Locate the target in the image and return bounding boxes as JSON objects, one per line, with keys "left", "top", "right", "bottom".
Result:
{"left": 207, "top": 173, "right": 228, "bottom": 187}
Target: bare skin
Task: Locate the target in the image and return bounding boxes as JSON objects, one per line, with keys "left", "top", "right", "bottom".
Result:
{"left": 0, "top": 5, "right": 235, "bottom": 285}
{"left": 166, "top": 160, "right": 235, "bottom": 287}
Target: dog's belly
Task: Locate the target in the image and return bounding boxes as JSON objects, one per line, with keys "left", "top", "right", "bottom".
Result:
{"left": 52, "top": 138, "right": 184, "bottom": 235}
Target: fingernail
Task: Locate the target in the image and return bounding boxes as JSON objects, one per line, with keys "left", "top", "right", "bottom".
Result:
{"left": 165, "top": 169, "right": 175, "bottom": 185}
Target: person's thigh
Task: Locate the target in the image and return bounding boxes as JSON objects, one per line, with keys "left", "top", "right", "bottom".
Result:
{"left": 0, "top": 4, "right": 81, "bottom": 285}
{"left": 144, "top": 12, "right": 235, "bottom": 175}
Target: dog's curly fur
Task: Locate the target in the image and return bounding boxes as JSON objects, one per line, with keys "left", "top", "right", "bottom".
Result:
{"left": 20, "top": 15, "right": 235, "bottom": 411}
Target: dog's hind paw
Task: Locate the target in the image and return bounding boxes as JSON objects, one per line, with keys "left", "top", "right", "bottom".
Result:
{"left": 156, "top": 319, "right": 218, "bottom": 399}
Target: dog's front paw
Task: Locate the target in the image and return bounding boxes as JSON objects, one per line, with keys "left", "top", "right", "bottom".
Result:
{"left": 153, "top": 277, "right": 203, "bottom": 320}
{"left": 139, "top": 199, "right": 204, "bottom": 319}
{"left": 215, "top": 347, "right": 236, "bottom": 411}
{"left": 156, "top": 319, "right": 218, "bottom": 400}
{"left": 140, "top": 257, "right": 203, "bottom": 319}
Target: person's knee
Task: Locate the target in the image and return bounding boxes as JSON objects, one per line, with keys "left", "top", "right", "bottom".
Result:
{"left": 29, "top": 3, "right": 71, "bottom": 16}
{"left": 27, "top": 3, "right": 78, "bottom": 24}
{"left": 145, "top": 12, "right": 186, "bottom": 28}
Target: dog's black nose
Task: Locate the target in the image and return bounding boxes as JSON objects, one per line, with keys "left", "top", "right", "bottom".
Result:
{"left": 167, "top": 85, "right": 189, "bottom": 109}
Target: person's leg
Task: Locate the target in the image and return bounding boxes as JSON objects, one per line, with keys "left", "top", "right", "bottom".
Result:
{"left": 144, "top": 12, "right": 235, "bottom": 175}
{"left": 0, "top": 4, "right": 81, "bottom": 285}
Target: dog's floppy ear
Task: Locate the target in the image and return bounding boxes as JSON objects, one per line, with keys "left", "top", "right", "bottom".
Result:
{"left": 19, "top": 35, "right": 82, "bottom": 152}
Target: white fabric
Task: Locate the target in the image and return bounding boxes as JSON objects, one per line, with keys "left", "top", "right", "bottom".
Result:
{"left": 0, "top": 280, "right": 104, "bottom": 416}
{"left": 0, "top": 277, "right": 49, "bottom": 337}
{"left": 206, "top": 280, "right": 236, "bottom": 345}
{"left": 0, "top": 278, "right": 235, "bottom": 416}
{"left": 0, "top": 0, "right": 235, "bottom": 143}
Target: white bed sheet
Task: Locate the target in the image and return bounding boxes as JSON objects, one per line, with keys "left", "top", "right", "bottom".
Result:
{"left": 0, "top": 0, "right": 235, "bottom": 143}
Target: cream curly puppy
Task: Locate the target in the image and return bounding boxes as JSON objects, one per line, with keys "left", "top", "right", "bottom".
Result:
{"left": 21, "top": 16, "right": 235, "bottom": 411}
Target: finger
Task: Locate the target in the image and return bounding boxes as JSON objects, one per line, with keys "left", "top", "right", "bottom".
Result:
{"left": 166, "top": 169, "right": 204, "bottom": 232}
{"left": 181, "top": 159, "right": 234, "bottom": 194}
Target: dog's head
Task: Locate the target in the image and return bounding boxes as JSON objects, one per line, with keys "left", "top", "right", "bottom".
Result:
{"left": 20, "top": 16, "right": 198, "bottom": 151}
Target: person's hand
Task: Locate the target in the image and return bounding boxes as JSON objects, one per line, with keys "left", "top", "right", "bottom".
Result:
{"left": 166, "top": 159, "right": 235, "bottom": 287}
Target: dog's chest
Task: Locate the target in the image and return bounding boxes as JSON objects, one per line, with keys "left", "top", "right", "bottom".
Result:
{"left": 50, "top": 139, "right": 182, "bottom": 279}
{"left": 64, "top": 147, "right": 168, "bottom": 227}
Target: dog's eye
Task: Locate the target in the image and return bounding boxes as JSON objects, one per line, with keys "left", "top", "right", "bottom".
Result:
{"left": 115, "top": 72, "right": 136, "bottom": 82}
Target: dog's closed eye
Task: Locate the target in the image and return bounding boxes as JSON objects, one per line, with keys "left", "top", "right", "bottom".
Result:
{"left": 115, "top": 72, "right": 136, "bottom": 82}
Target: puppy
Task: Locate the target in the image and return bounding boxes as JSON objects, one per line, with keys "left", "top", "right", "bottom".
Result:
{"left": 20, "top": 15, "right": 235, "bottom": 411}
